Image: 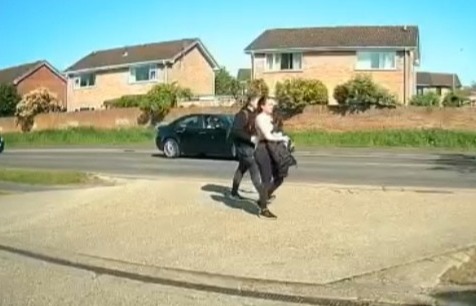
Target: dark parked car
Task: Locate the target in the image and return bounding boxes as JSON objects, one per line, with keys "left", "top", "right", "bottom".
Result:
{"left": 156, "top": 113, "right": 236, "bottom": 159}
{"left": 0, "top": 135, "right": 4, "bottom": 154}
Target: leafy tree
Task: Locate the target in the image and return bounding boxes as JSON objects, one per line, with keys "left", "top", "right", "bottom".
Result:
{"left": 138, "top": 83, "right": 192, "bottom": 125}
{"left": 215, "top": 67, "right": 241, "bottom": 97}
{"left": 15, "top": 87, "right": 64, "bottom": 132}
{"left": 246, "top": 78, "right": 269, "bottom": 98}
{"left": 0, "top": 83, "right": 21, "bottom": 117}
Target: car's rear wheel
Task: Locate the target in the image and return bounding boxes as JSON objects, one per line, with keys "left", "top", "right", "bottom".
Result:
{"left": 163, "top": 138, "right": 180, "bottom": 158}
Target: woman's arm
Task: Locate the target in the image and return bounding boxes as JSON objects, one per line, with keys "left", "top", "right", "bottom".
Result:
{"left": 256, "top": 115, "right": 288, "bottom": 142}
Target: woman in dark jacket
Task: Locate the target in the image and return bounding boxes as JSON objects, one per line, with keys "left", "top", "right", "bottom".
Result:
{"left": 229, "top": 96, "right": 270, "bottom": 218}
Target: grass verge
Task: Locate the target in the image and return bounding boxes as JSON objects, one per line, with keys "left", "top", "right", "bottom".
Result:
{"left": 3, "top": 127, "right": 154, "bottom": 148}
{"left": 3, "top": 127, "right": 476, "bottom": 150}
{"left": 289, "top": 129, "right": 476, "bottom": 150}
{"left": 0, "top": 168, "right": 93, "bottom": 185}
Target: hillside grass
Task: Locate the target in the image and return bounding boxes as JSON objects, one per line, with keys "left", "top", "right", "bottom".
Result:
{"left": 2, "top": 127, "right": 476, "bottom": 150}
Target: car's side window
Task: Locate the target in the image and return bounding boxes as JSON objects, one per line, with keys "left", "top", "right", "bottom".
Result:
{"left": 204, "top": 115, "right": 227, "bottom": 129}
{"left": 176, "top": 116, "right": 201, "bottom": 129}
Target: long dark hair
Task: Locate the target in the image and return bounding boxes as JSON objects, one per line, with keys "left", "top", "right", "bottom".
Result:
{"left": 257, "top": 95, "right": 267, "bottom": 113}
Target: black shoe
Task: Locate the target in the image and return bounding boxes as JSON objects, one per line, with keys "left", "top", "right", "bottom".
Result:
{"left": 260, "top": 208, "right": 277, "bottom": 219}
{"left": 230, "top": 191, "right": 245, "bottom": 200}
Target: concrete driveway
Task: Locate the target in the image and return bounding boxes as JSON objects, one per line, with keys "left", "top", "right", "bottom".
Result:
{"left": 0, "top": 177, "right": 475, "bottom": 305}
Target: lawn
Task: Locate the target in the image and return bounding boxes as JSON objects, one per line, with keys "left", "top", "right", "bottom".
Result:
{"left": 0, "top": 168, "right": 93, "bottom": 185}
{"left": 3, "top": 127, "right": 476, "bottom": 150}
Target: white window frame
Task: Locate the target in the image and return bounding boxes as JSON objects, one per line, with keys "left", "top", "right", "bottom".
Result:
{"left": 355, "top": 50, "right": 397, "bottom": 71}
{"left": 265, "top": 52, "right": 303, "bottom": 72}
{"left": 73, "top": 73, "right": 96, "bottom": 89}
{"left": 129, "top": 64, "right": 162, "bottom": 83}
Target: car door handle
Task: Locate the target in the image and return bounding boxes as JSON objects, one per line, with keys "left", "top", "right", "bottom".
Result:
{"left": 198, "top": 131, "right": 206, "bottom": 135}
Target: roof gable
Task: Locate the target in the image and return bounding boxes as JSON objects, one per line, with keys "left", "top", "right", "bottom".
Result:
{"left": 66, "top": 38, "right": 219, "bottom": 73}
{"left": 417, "top": 72, "right": 461, "bottom": 88}
{"left": 0, "top": 61, "right": 42, "bottom": 84}
{"left": 245, "top": 25, "right": 419, "bottom": 52}
{"left": 0, "top": 60, "right": 65, "bottom": 85}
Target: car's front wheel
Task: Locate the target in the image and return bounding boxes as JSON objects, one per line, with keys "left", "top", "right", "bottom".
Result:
{"left": 163, "top": 138, "right": 180, "bottom": 158}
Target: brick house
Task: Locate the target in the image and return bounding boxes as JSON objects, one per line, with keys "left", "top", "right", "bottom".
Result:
{"left": 416, "top": 72, "right": 461, "bottom": 97}
{"left": 64, "top": 38, "right": 220, "bottom": 111}
{"left": 244, "top": 25, "right": 421, "bottom": 105}
{"left": 0, "top": 60, "right": 67, "bottom": 108}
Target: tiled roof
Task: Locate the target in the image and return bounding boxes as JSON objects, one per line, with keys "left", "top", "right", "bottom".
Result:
{"left": 417, "top": 72, "right": 461, "bottom": 88}
{"left": 245, "top": 25, "right": 419, "bottom": 51}
{"left": 66, "top": 38, "right": 218, "bottom": 72}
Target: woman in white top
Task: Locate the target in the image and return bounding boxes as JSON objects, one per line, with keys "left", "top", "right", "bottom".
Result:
{"left": 253, "top": 96, "right": 289, "bottom": 219}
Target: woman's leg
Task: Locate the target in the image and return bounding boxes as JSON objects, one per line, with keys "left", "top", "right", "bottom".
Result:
{"left": 268, "top": 161, "right": 284, "bottom": 198}
{"left": 254, "top": 144, "right": 277, "bottom": 218}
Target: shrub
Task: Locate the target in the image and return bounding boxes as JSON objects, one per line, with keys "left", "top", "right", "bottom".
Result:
{"left": 275, "top": 78, "right": 328, "bottom": 113}
{"left": 409, "top": 92, "right": 440, "bottom": 107}
{"left": 443, "top": 89, "right": 471, "bottom": 107}
{"left": 15, "top": 87, "right": 64, "bottom": 132}
{"left": 333, "top": 75, "right": 398, "bottom": 110}
{"left": 246, "top": 79, "right": 269, "bottom": 98}
{"left": 103, "top": 94, "right": 146, "bottom": 109}
{"left": 139, "top": 83, "right": 192, "bottom": 125}
{"left": 333, "top": 84, "right": 349, "bottom": 105}
{"left": 0, "top": 83, "right": 21, "bottom": 117}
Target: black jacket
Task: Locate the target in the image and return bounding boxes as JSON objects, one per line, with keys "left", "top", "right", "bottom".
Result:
{"left": 230, "top": 107, "right": 256, "bottom": 150}
{"left": 266, "top": 140, "right": 297, "bottom": 178}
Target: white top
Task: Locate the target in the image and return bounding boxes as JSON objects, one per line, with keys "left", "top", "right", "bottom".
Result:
{"left": 255, "top": 112, "right": 286, "bottom": 142}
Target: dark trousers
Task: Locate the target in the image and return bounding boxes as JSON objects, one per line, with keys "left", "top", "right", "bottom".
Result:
{"left": 231, "top": 146, "right": 268, "bottom": 209}
{"left": 254, "top": 143, "right": 284, "bottom": 199}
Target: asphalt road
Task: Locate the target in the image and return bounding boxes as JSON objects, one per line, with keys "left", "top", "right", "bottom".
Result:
{"left": 1, "top": 147, "right": 475, "bottom": 189}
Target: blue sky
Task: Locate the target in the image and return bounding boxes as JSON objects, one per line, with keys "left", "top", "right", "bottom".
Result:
{"left": 1, "top": 0, "right": 475, "bottom": 85}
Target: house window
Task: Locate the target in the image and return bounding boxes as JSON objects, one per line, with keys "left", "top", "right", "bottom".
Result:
{"left": 265, "top": 53, "right": 302, "bottom": 71}
{"left": 356, "top": 51, "right": 396, "bottom": 70}
{"left": 74, "top": 73, "right": 96, "bottom": 88}
{"left": 129, "top": 64, "right": 161, "bottom": 83}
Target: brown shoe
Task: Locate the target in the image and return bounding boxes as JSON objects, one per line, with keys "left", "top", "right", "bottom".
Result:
{"left": 260, "top": 208, "right": 277, "bottom": 219}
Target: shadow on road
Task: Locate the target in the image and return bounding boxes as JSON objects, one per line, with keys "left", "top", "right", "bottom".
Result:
{"left": 201, "top": 184, "right": 259, "bottom": 216}
{"left": 151, "top": 152, "right": 236, "bottom": 161}
{"left": 432, "top": 154, "right": 476, "bottom": 174}
{"left": 432, "top": 289, "right": 476, "bottom": 306}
